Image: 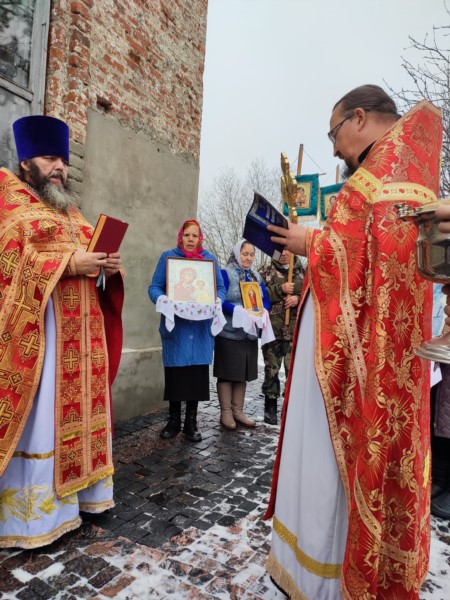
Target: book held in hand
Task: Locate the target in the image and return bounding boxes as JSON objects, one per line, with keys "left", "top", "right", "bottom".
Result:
{"left": 87, "top": 214, "right": 129, "bottom": 254}
{"left": 243, "top": 192, "right": 288, "bottom": 260}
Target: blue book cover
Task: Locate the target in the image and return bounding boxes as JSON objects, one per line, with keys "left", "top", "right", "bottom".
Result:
{"left": 243, "top": 192, "right": 288, "bottom": 260}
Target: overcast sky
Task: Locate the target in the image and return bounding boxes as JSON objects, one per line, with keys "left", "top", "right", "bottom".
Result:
{"left": 199, "top": 0, "right": 449, "bottom": 196}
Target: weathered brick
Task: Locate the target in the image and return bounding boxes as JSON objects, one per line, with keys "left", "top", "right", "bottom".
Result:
{"left": 70, "top": 1, "right": 90, "bottom": 17}
{"left": 68, "top": 179, "right": 83, "bottom": 196}
{"left": 70, "top": 140, "right": 85, "bottom": 158}
{"left": 69, "top": 28, "right": 91, "bottom": 51}
{"left": 68, "top": 153, "right": 84, "bottom": 170}
{"left": 21, "top": 554, "right": 54, "bottom": 574}
{"left": 68, "top": 54, "right": 90, "bottom": 71}
{"left": 46, "top": 0, "right": 208, "bottom": 159}
{"left": 100, "top": 573, "right": 135, "bottom": 598}
{"left": 17, "top": 577, "right": 57, "bottom": 599}
{"left": 65, "top": 554, "right": 109, "bottom": 579}
{"left": 89, "top": 564, "right": 122, "bottom": 588}
{"left": 71, "top": 13, "right": 92, "bottom": 34}
{"left": 0, "top": 565, "right": 23, "bottom": 593}
{"left": 66, "top": 584, "right": 97, "bottom": 598}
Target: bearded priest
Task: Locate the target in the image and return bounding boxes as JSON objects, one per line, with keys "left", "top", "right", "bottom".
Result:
{"left": 0, "top": 115, "right": 124, "bottom": 549}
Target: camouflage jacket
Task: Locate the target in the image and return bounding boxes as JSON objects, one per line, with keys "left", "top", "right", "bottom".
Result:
{"left": 259, "top": 257, "right": 305, "bottom": 340}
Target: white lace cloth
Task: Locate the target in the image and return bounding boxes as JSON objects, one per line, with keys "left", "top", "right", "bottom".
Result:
{"left": 232, "top": 305, "right": 275, "bottom": 345}
{"left": 156, "top": 295, "right": 226, "bottom": 336}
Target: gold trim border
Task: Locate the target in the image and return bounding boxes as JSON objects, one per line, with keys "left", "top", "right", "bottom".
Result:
{"left": 349, "top": 168, "right": 437, "bottom": 205}
{"left": 12, "top": 450, "right": 54, "bottom": 460}
{"left": 267, "top": 551, "right": 310, "bottom": 600}
{"left": 328, "top": 229, "right": 367, "bottom": 396}
{"left": 79, "top": 498, "right": 114, "bottom": 513}
{"left": 0, "top": 516, "right": 81, "bottom": 549}
{"left": 58, "top": 468, "right": 114, "bottom": 499}
{"left": 309, "top": 278, "right": 352, "bottom": 513}
{"left": 273, "top": 515, "right": 342, "bottom": 579}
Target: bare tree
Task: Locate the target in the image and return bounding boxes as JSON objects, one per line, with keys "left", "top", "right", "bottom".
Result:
{"left": 386, "top": 3, "right": 450, "bottom": 195}
{"left": 199, "top": 158, "right": 280, "bottom": 268}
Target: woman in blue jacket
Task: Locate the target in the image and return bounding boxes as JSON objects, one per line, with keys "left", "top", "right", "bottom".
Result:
{"left": 149, "top": 219, "right": 226, "bottom": 442}
{"left": 214, "top": 239, "right": 270, "bottom": 429}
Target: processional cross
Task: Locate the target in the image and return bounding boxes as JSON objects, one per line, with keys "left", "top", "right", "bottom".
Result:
{"left": 280, "top": 148, "right": 302, "bottom": 326}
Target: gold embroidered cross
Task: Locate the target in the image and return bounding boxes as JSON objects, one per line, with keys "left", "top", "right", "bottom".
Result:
{"left": 0, "top": 398, "right": 14, "bottom": 426}
{"left": 10, "top": 283, "right": 38, "bottom": 327}
{"left": 61, "top": 285, "right": 80, "bottom": 311}
{"left": 91, "top": 346, "right": 103, "bottom": 368}
{"left": 64, "top": 347, "right": 79, "bottom": 372}
{"left": 0, "top": 250, "right": 18, "bottom": 277}
{"left": 19, "top": 332, "right": 39, "bottom": 359}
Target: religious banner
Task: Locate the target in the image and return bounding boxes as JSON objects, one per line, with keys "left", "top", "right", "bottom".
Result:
{"left": 319, "top": 182, "right": 344, "bottom": 222}
{"left": 283, "top": 173, "right": 319, "bottom": 220}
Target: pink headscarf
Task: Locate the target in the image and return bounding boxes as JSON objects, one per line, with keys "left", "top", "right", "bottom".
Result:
{"left": 177, "top": 219, "right": 204, "bottom": 260}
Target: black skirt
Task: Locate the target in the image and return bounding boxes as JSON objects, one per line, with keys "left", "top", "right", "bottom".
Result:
{"left": 213, "top": 336, "right": 258, "bottom": 382}
{"left": 164, "top": 365, "right": 210, "bottom": 402}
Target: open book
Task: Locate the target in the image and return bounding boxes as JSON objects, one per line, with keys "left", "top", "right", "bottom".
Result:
{"left": 243, "top": 192, "right": 288, "bottom": 260}
{"left": 87, "top": 214, "right": 129, "bottom": 254}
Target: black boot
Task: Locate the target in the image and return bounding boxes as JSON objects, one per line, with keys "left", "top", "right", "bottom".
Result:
{"left": 431, "top": 435, "right": 450, "bottom": 498}
{"left": 431, "top": 489, "right": 450, "bottom": 519}
{"left": 431, "top": 460, "right": 450, "bottom": 519}
{"left": 183, "top": 401, "right": 202, "bottom": 442}
{"left": 160, "top": 402, "right": 181, "bottom": 439}
{"left": 431, "top": 455, "right": 447, "bottom": 498}
{"left": 264, "top": 397, "right": 277, "bottom": 425}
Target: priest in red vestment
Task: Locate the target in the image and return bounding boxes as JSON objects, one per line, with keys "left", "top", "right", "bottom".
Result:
{"left": 265, "top": 86, "right": 442, "bottom": 599}
{"left": 0, "top": 115, "right": 124, "bottom": 548}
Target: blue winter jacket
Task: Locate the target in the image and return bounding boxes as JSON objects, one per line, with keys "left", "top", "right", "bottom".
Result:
{"left": 148, "top": 247, "right": 226, "bottom": 367}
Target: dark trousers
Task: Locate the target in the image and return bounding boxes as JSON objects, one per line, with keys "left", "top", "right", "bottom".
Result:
{"left": 262, "top": 339, "right": 292, "bottom": 400}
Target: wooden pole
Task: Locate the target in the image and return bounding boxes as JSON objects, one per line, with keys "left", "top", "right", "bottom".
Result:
{"left": 296, "top": 144, "right": 304, "bottom": 176}
{"left": 284, "top": 252, "right": 295, "bottom": 326}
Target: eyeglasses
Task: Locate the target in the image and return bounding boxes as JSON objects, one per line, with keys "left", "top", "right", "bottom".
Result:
{"left": 327, "top": 114, "right": 353, "bottom": 145}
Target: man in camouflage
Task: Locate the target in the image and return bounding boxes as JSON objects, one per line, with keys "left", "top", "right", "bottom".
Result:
{"left": 260, "top": 249, "right": 304, "bottom": 424}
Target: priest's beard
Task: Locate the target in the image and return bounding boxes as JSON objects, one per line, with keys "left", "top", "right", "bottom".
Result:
{"left": 341, "top": 162, "right": 357, "bottom": 181}
{"left": 26, "top": 162, "right": 78, "bottom": 213}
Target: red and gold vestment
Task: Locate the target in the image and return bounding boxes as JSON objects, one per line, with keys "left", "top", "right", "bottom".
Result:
{"left": 266, "top": 101, "right": 442, "bottom": 598}
{"left": 0, "top": 168, "right": 124, "bottom": 498}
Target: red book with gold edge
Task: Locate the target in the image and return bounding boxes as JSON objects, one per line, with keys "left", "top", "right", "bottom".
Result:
{"left": 87, "top": 214, "right": 129, "bottom": 254}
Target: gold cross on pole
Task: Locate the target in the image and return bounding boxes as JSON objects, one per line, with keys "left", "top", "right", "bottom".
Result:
{"left": 280, "top": 151, "right": 300, "bottom": 326}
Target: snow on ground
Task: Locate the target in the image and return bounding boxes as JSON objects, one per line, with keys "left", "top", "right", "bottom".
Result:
{"left": 19, "top": 505, "right": 449, "bottom": 599}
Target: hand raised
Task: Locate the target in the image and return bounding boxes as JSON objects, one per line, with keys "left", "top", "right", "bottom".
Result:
{"left": 268, "top": 222, "right": 308, "bottom": 256}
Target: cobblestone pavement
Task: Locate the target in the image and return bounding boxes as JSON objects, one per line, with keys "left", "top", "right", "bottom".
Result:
{"left": 1, "top": 370, "right": 450, "bottom": 599}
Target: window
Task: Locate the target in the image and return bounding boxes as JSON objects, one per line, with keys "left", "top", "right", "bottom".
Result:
{"left": 0, "top": 1, "right": 50, "bottom": 169}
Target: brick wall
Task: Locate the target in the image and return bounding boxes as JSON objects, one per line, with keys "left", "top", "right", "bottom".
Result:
{"left": 45, "top": 0, "right": 208, "bottom": 163}
{"left": 43, "top": 1, "right": 209, "bottom": 414}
